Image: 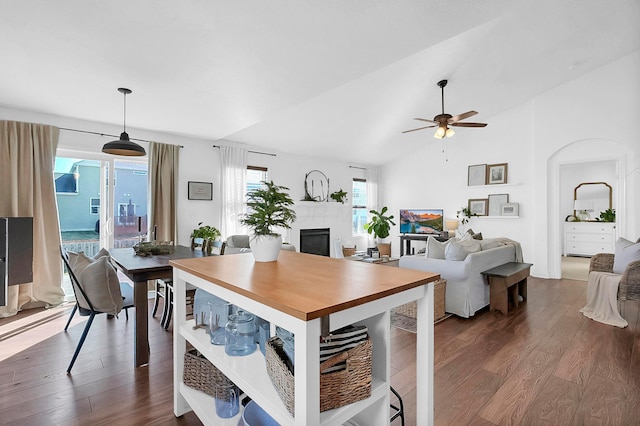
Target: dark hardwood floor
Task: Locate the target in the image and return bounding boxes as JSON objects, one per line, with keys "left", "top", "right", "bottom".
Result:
{"left": 1, "top": 277, "right": 638, "bottom": 425}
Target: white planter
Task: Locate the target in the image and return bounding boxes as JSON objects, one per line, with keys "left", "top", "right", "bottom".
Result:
{"left": 249, "top": 234, "right": 282, "bottom": 262}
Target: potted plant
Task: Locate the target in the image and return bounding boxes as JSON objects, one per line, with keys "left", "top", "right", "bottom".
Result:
{"left": 364, "top": 206, "right": 396, "bottom": 256}
{"left": 330, "top": 189, "right": 348, "bottom": 204}
{"left": 190, "top": 222, "right": 221, "bottom": 253}
{"left": 598, "top": 208, "right": 615, "bottom": 222}
{"left": 240, "top": 180, "right": 297, "bottom": 262}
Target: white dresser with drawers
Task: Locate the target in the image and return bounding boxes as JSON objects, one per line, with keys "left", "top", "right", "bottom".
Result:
{"left": 564, "top": 222, "right": 616, "bottom": 257}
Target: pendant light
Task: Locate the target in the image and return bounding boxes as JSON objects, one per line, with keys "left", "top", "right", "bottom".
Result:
{"left": 102, "top": 88, "right": 146, "bottom": 156}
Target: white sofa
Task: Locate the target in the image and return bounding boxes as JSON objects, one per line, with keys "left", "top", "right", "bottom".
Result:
{"left": 399, "top": 239, "right": 517, "bottom": 318}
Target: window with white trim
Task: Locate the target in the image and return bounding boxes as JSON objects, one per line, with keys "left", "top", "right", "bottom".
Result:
{"left": 352, "top": 178, "right": 367, "bottom": 235}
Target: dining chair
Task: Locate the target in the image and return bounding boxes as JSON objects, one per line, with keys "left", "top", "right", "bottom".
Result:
{"left": 61, "top": 247, "right": 134, "bottom": 373}
{"left": 153, "top": 241, "right": 226, "bottom": 330}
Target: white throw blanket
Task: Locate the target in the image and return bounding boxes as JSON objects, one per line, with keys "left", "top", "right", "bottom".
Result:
{"left": 580, "top": 271, "right": 628, "bottom": 328}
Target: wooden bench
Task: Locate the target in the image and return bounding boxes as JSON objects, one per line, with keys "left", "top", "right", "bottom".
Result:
{"left": 482, "top": 262, "right": 533, "bottom": 315}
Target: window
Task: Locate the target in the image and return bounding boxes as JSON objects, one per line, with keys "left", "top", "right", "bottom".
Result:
{"left": 352, "top": 178, "right": 367, "bottom": 235}
{"left": 246, "top": 166, "right": 268, "bottom": 202}
{"left": 90, "top": 197, "right": 100, "bottom": 215}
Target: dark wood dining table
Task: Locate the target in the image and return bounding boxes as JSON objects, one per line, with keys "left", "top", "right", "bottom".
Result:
{"left": 109, "top": 245, "right": 211, "bottom": 367}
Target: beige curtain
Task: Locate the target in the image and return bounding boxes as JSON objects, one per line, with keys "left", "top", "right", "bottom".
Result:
{"left": 0, "top": 120, "right": 64, "bottom": 317}
{"left": 148, "top": 141, "right": 179, "bottom": 242}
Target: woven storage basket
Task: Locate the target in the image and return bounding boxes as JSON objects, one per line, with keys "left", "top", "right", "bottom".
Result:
{"left": 183, "top": 348, "right": 233, "bottom": 398}
{"left": 342, "top": 246, "right": 356, "bottom": 257}
{"left": 395, "top": 279, "right": 446, "bottom": 320}
{"left": 265, "top": 335, "right": 372, "bottom": 415}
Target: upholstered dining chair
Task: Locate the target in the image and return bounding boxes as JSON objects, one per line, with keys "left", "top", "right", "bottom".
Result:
{"left": 61, "top": 247, "right": 134, "bottom": 373}
{"left": 589, "top": 239, "right": 640, "bottom": 316}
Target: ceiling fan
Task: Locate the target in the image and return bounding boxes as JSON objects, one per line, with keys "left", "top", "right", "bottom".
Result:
{"left": 402, "top": 79, "right": 487, "bottom": 138}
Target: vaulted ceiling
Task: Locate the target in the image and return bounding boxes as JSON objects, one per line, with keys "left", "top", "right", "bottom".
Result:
{"left": 1, "top": 0, "right": 638, "bottom": 165}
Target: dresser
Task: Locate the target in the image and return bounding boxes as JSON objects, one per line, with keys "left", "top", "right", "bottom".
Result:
{"left": 564, "top": 222, "right": 616, "bottom": 256}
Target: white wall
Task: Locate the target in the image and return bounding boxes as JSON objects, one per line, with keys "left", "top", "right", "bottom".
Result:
{"left": 381, "top": 50, "right": 640, "bottom": 278}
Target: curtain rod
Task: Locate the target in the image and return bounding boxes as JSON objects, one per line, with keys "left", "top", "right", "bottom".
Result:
{"left": 349, "top": 165, "right": 366, "bottom": 170}
{"left": 59, "top": 127, "right": 184, "bottom": 148}
{"left": 212, "top": 144, "right": 276, "bottom": 157}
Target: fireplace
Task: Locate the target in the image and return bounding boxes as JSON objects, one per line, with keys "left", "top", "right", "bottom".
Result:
{"left": 299, "top": 228, "right": 330, "bottom": 257}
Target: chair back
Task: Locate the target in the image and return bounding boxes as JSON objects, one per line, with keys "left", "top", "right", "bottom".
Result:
{"left": 60, "top": 247, "right": 95, "bottom": 316}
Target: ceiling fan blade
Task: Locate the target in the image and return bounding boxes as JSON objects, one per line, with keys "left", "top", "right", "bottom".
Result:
{"left": 414, "top": 117, "right": 438, "bottom": 124}
{"left": 450, "top": 122, "right": 487, "bottom": 127}
{"left": 448, "top": 111, "right": 478, "bottom": 123}
{"left": 402, "top": 125, "right": 437, "bottom": 133}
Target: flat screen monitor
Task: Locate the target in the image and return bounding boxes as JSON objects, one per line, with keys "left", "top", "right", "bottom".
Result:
{"left": 399, "top": 209, "right": 443, "bottom": 235}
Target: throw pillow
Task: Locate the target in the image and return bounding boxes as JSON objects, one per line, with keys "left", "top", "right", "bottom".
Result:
{"left": 445, "top": 239, "right": 481, "bottom": 261}
{"left": 78, "top": 256, "right": 124, "bottom": 315}
{"left": 464, "top": 229, "right": 483, "bottom": 240}
{"left": 613, "top": 238, "right": 640, "bottom": 274}
{"left": 425, "top": 236, "right": 451, "bottom": 259}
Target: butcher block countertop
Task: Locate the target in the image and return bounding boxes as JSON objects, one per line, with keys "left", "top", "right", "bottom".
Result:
{"left": 170, "top": 250, "right": 439, "bottom": 321}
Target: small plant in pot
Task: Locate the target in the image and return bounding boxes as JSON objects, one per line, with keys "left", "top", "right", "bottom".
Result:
{"left": 190, "top": 222, "right": 221, "bottom": 253}
{"left": 240, "top": 181, "right": 297, "bottom": 262}
{"left": 363, "top": 206, "right": 396, "bottom": 257}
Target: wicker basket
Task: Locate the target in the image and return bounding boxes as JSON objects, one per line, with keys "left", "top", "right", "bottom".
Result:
{"left": 265, "top": 335, "right": 372, "bottom": 415}
{"left": 342, "top": 246, "right": 356, "bottom": 257}
{"left": 183, "top": 348, "right": 233, "bottom": 398}
{"left": 395, "top": 279, "right": 446, "bottom": 321}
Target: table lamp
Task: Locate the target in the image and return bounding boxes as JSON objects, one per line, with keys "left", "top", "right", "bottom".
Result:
{"left": 445, "top": 219, "right": 459, "bottom": 238}
{"left": 573, "top": 199, "right": 593, "bottom": 221}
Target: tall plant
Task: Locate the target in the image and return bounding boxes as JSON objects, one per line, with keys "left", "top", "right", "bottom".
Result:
{"left": 240, "top": 181, "right": 297, "bottom": 236}
{"left": 364, "top": 206, "right": 396, "bottom": 240}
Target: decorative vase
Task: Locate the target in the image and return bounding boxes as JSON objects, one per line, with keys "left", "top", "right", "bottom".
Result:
{"left": 249, "top": 235, "right": 282, "bottom": 262}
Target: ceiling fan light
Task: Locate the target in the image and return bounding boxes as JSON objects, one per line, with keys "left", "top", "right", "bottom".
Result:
{"left": 434, "top": 126, "right": 446, "bottom": 139}
{"left": 445, "top": 127, "right": 455, "bottom": 138}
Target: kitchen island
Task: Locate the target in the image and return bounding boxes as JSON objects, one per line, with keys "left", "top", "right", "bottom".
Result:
{"left": 171, "top": 250, "right": 438, "bottom": 425}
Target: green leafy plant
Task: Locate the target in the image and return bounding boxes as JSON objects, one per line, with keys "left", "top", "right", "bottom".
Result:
{"left": 190, "top": 222, "right": 221, "bottom": 240}
{"left": 241, "top": 181, "right": 297, "bottom": 236}
{"left": 599, "top": 208, "right": 616, "bottom": 222}
{"left": 457, "top": 207, "right": 476, "bottom": 225}
{"left": 364, "top": 206, "right": 396, "bottom": 239}
{"left": 330, "top": 189, "right": 348, "bottom": 204}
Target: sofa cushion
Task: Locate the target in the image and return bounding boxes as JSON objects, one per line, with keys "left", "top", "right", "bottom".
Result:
{"left": 445, "top": 239, "right": 481, "bottom": 261}
{"left": 613, "top": 238, "right": 640, "bottom": 274}
{"left": 425, "top": 236, "right": 451, "bottom": 259}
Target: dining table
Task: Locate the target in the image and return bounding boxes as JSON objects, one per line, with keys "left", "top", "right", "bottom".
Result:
{"left": 109, "top": 245, "right": 212, "bottom": 367}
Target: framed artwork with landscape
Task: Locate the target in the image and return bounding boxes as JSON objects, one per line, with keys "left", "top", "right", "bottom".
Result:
{"left": 468, "top": 199, "right": 488, "bottom": 216}
{"left": 487, "top": 163, "right": 508, "bottom": 184}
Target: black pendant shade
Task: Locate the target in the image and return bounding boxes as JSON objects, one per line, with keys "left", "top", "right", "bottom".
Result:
{"left": 102, "top": 88, "right": 146, "bottom": 156}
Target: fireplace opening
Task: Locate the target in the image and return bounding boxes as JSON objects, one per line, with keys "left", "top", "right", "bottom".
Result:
{"left": 300, "top": 228, "right": 330, "bottom": 257}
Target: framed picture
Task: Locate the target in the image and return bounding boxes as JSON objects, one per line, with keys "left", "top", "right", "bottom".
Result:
{"left": 488, "top": 193, "right": 509, "bottom": 216}
{"left": 487, "top": 163, "right": 508, "bottom": 184}
{"left": 468, "top": 198, "right": 488, "bottom": 216}
{"left": 501, "top": 202, "right": 519, "bottom": 216}
{"left": 188, "top": 181, "right": 213, "bottom": 200}
{"left": 468, "top": 164, "right": 487, "bottom": 186}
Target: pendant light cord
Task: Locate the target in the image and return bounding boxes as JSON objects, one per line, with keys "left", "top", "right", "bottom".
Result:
{"left": 123, "top": 91, "right": 127, "bottom": 133}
